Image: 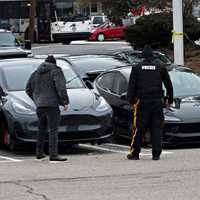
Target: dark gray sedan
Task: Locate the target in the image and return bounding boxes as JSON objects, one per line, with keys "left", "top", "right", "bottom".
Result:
{"left": 94, "top": 65, "right": 200, "bottom": 145}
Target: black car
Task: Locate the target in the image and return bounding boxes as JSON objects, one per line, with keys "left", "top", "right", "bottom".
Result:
{"left": 113, "top": 49, "right": 173, "bottom": 66}
{"left": 0, "top": 58, "right": 113, "bottom": 150}
{"left": 0, "top": 29, "right": 31, "bottom": 59}
{"left": 94, "top": 65, "right": 200, "bottom": 145}
{"left": 62, "top": 54, "right": 130, "bottom": 82}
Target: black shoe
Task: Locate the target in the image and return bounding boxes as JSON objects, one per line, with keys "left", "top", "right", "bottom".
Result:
{"left": 49, "top": 155, "right": 68, "bottom": 162}
{"left": 152, "top": 156, "right": 160, "bottom": 160}
{"left": 36, "top": 154, "right": 46, "bottom": 160}
{"left": 127, "top": 153, "right": 139, "bottom": 160}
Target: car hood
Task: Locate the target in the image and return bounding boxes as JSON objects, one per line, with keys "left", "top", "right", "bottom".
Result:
{"left": 164, "top": 96, "right": 200, "bottom": 123}
{"left": 0, "top": 46, "right": 27, "bottom": 58}
{"left": 9, "top": 89, "right": 96, "bottom": 113}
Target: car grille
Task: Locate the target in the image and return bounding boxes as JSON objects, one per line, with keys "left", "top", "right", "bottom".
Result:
{"left": 165, "top": 123, "right": 200, "bottom": 133}
{"left": 60, "top": 115, "right": 102, "bottom": 126}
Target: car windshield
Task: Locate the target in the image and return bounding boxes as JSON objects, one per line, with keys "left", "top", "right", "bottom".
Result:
{"left": 0, "top": 32, "right": 19, "bottom": 47}
{"left": 168, "top": 70, "right": 200, "bottom": 97}
{"left": 92, "top": 17, "right": 104, "bottom": 25}
{"left": 2, "top": 60, "right": 84, "bottom": 91}
{"left": 69, "top": 56, "right": 129, "bottom": 76}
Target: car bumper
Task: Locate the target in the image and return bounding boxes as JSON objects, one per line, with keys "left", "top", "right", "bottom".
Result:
{"left": 89, "top": 33, "right": 97, "bottom": 41}
{"left": 12, "top": 112, "right": 113, "bottom": 143}
{"left": 52, "top": 32, "right": 91, "bottom": 42}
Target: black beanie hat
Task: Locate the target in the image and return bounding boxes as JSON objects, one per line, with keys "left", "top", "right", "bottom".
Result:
{"left": 45, "top": 55, "right": 56, "bottom": 64}
{"left": 142, "top": 45, "right": 153, "bottom": 59}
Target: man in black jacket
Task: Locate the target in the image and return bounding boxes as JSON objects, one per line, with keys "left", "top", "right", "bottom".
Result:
{"left": 127, "top": 45, "right": 173, "bottom": 160}
{"left": 26, "top": 55, "right": 69, "bottom": 162}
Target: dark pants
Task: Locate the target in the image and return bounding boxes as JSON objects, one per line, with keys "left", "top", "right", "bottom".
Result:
{"left": 130, "top": 99, "right": 164, "bottom": 157}
{"left": 36, "top": 107, "right": 61, "bottom": 158}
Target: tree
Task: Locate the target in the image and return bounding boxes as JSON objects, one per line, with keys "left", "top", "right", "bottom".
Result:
{"left": 28, "top": 0, "right": 36, "bottom": 43}
{"left": 75, "top": 0, "right": 199, "bottom": 21}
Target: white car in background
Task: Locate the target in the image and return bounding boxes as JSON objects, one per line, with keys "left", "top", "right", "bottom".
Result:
{"left": 51, "top": 16, "right": 91, "bottom": 44}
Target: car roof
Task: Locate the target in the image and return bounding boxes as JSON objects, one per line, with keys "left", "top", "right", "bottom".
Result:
{"left": 0, "top": 57, "right": 43, "bottom": 68}
{"left": 114, "top": 48, "right": 166, "bottom": 55}
{"left": 68, "top": 54, "right": 123, "bottom": 60}
{"left": 0, "top": 29, "right": 11, "bottom": 33}
{"left": 0, "top": 55, "right": 71, "bottom": 68}
{"left": 102, "top": 64, "right": 194, "bottom": 76}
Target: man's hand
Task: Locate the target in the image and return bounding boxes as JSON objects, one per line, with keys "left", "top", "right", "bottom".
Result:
{"left": 63, "top": 104, "right": 69, "bottom": 111}
{"left": 165, "top": 99, "right": 172, "bottom": 109}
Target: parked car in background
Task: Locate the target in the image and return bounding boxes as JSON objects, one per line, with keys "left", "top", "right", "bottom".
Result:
{"left": 0, "top": 57, "right": 113, "bottom": 150}
{"left": 114, "top": 49, "right": 173, "bottom": 65}
{"left": 94, "top": 65, "right": 200, "bottom": 145}
{"left": 62, "top": 54, "right": 130, "bottom": 82}
{"left": 51, "top": 15, "right": 91, "bottom": 44}
{"left": 0, "top": 29, "right": 31, "bottom": 59}
{"left": 90, "top": 15, "right": 108, "bottom": 29}
{"left": 89, "top": 23, "right": 127, "bottom": 41}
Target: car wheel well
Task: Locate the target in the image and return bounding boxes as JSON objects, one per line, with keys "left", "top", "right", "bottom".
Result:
{"left": 0, "top": 112, "right": 8, "bottom": 144}
{"left": 0, "top": 112, "right": 18, "bottom": 150}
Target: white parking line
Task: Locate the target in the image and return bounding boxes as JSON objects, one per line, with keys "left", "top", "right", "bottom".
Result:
{"left": 79, "top": 144, "right": 173, "bottom": 156}
{"left": 71, "top": 40, "right": 129, "bottom": 45}
{"left": 0, "top": 156, "right": 22, "bottom": 163}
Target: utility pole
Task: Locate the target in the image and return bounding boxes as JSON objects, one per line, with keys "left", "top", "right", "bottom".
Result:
{"left": 28, "top": 0, "right": 36, "bottom": 43}
{"left": 172, "top": 0, "right": 184, "bottom": 65}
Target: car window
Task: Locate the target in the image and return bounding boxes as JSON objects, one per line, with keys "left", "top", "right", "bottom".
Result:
{"left": 92, "top": 17, "right": 103, "bottom": 25}
{"left": 168, "top": 71, "right": 200, "bottom": 97}
{"left": 2, "top": 60, "right": 84, "bottom": 91}
{"left": 0, "top": 32, "right": 19, "bottom": 47}
{"left": 70, "top": 56, "right": 129, "bottom": 76}
{"left": 97, "top": 72, "right": 115, "bottom": 92}
{"left": 112, "top": 72, "right": 128, "bottom": 95}
{"left": 56, "top": 60, "right": 84, "bottom": 89}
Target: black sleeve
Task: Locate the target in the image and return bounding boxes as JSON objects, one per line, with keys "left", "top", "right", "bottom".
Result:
{"left": 25, "top": 72, "right": 35, "bottom": 100}
{"left": 127, "top": 66, "right": 137, "bottom": 104}
{"left": 52, "top": 68, "right": 69, "bottom": 105}
{"left": 0, "top": 86, "right": 5, "bottom": 98}
{"left": 162, "top": 68, "right": 173, "bottom": 104}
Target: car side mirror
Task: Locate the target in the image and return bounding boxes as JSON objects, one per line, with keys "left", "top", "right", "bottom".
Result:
{"left": 85, "top": 80, "right": 94, "bottom": 90}
{"left": 25, "top": 40, "right": 32, "bottom": 50}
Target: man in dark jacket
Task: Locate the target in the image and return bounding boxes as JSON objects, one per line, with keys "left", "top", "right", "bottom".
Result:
{"left": 26, "top": 55, "right": 69, "bottom": 162}
{"left": 127, "top": 45, "right": 173, "bottom": 160}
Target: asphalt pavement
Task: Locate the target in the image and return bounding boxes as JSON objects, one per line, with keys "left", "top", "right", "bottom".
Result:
{"left": 1, "top": 143, "right": 200, "bottom": 200}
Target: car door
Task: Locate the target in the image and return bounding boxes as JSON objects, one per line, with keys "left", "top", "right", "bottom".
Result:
{"left": 106, "top": 24, "right": 120, "bottom": 38}
{"left": 96, "top": 71, "right": 131, "bottom": 138}
{"left": 111, "top": 72, "right": 132, "bottom": 137}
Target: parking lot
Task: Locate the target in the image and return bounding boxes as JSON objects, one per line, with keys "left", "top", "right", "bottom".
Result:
{"left": 1, "top": 42, "right": 200, "bottom": 199}
{"left": 1, "top": 142, "right": 200, "bottom": 200}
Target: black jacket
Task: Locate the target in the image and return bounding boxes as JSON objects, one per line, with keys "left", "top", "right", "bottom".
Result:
{"left": 127, "top": 60, "right": 173, "bottom": 104}
{"left": 26, "top": 62, "right": 69, "bottom": 107}
{"left": 0, "top": 86, "right": 4, "bottom": 98}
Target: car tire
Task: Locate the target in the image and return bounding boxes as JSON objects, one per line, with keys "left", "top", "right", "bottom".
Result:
{"left": 97, "top": 33, "right": 105, "bottom": 41}
{"left": 62, "top": 40, "right": 71, "bottom": 45}
{"left": 2, "top": 126, "right": 18, "bottom": 151}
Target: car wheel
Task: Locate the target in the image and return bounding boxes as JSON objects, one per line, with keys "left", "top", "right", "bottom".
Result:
{"left": 62, "top": 40, "right": 71, "bottom": 45}
{"left": 97, "top": 33, "right": 105, "bottom": 41}
{"left": 2, "top": 126, "right": 17, "bottom": 151}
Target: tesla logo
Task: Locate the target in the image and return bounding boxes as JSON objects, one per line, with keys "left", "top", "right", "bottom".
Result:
{"left": 171, "top": 126, "right": 179, "bottom": 133}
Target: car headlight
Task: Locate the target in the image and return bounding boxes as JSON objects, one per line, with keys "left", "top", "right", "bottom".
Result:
{"left": 95, "top": 97, "right": 110, "bottom": 112}
{"left": 12, "top": 102, "right": 35, "bottom": 115}
{"left": 164, "top": 115, "right": 181, "bottom": 122}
